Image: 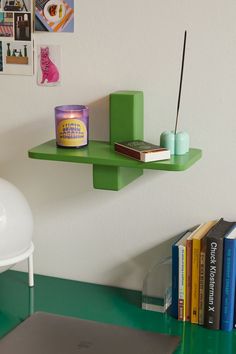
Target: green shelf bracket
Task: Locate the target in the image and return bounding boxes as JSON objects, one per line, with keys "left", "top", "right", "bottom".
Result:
{"left": 93, "top": 165, "right": 143, "bottom": 191}
{"left": 100, "top": 90, "right": 144, "bottom": 190}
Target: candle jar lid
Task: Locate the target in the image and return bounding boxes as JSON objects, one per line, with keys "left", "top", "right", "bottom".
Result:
{"left": 55, "top": 105, "right": 88, "bottom": 118}
{"left": 55, "top": 105, "right": 88, "bottom": 111}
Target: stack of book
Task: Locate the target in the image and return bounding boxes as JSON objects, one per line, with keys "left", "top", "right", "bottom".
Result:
{"left": 171, "top": 218, "right": 236, "bottom": 331}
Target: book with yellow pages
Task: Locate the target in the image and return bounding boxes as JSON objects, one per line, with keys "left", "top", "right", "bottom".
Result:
{"left": 190, "top": 221, "right": 217, "bottom": 324}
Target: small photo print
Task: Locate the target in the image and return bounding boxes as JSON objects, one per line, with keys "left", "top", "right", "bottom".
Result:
{"left": 14, "top": 12, "right": 31, "bottom": 41}
{"left": 0, "top": 11, "right": 13, "bottom": 37}
{"left": 0, "top": 41, "right": 3, "bottom": 71}
{"left": 2, "top": 40, "right": 33, "bottom": 75}
{"left": 2, "top": 0, "right": 31, "bottom": 12}
{"left": 35, "top": 0, "right": 74, "bottom": 32}
{"left": 37, "top": 45, "right": 61, "bottom": 86}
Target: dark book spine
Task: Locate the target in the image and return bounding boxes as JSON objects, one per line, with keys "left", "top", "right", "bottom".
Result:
{"left": 204, "top": 237, "right": 224, "bottom": 329}
{"left": 115, "top": 145, "right": 141, "bottom": 160}
{"left": 171, "top": 244, "right": 179, "bottom": 318}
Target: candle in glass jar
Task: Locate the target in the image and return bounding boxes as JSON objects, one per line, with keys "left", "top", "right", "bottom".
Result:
{"left": 55, "top": 105, "right": 89, "bottom": 148}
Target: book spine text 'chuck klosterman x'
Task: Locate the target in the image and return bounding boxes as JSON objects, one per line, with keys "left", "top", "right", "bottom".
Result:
{"left": 204, "top": 219, "right": 236, "bottom": 330}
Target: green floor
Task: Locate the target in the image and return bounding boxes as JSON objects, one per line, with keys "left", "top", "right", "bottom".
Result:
{"left": 0, "top": 271, "right": 235, "bottom": 353}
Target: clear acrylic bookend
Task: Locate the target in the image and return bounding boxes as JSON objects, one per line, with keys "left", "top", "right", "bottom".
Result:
{"left": 142, "top": 256, "right": 172, "bottom": 313}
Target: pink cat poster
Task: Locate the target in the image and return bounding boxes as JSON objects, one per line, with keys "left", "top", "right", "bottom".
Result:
{"left": 37, "top": 44, "right": 61, "bottom": 86}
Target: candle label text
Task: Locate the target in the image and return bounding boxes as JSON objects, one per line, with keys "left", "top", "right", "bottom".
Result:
{"left": 57, "top": 118, "right": 87, "bottom": 147}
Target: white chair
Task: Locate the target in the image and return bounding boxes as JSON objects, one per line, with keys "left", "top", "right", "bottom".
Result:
{"left": 0, "top": 178, "right": 34, "bottom": 287}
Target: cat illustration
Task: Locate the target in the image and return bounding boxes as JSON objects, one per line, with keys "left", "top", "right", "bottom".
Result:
{"left": 40, "top": 47, "right": 59, "bottom": 84}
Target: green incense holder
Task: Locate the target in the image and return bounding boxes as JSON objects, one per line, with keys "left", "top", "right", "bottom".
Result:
{"left": 160, "top": 131, "right": 189, "bottom": 155}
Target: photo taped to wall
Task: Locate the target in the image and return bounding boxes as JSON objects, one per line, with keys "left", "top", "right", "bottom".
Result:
{"left": 35, "top": 0, "right": 74, "bottom": 32}
{"left": 0, "top": 0, "right": 33, "bottom": 75}
{"left": 0, "top": 12, "right": 13, "bottom": 37}
{"left": 14, "top": 12, "right": 31, "bottom": 41}
{"left": 0, "top": 41, "right": 3, "bottom": 71}
{"left": 2, "top": 0, "right": 31, "bottom": 12}
{"left": 37, "top": 45, "right": 61, "bottom": 86}
{"left": 2, "top": 40, "right": 33, "bottom": 75}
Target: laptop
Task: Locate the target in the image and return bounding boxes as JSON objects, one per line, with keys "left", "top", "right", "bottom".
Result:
{"left": 0, "top": 312, "right": 180, "bottom": 354}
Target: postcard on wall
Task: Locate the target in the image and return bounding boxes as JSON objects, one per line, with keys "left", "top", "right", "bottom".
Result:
{"left": 37, "top": 45, "right": 61, "bottom": 86}
{"left": 35, "top": 0, "right": 74, "bottom": 33}
{"left": 0, "top": 0, "right": 34, "bottom": 75}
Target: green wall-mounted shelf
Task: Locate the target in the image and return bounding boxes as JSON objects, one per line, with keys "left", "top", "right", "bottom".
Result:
{"left": 28, "top": 139, "right": 202, "bottom": 190}
{"left": 28, "top": 91, "right": 202, "bottom": 190}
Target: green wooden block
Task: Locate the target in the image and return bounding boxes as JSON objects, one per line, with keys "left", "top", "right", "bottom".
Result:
{"left": 110, "top": 91, "right": 144, "bottom": 145}
{"left": 93, "top": 165, "right": 143, "bottom": 191}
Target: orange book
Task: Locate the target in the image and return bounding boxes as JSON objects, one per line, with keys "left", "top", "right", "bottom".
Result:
{"left": 190, "top": 221, "right": 218, "bottom": 324}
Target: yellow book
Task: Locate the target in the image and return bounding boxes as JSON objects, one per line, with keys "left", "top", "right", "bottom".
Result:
{"left": 190, "top": 221, "right": 217, "bottom": 324}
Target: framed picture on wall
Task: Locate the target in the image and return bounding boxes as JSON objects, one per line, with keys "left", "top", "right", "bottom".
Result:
{"left": 35, "top": 0, "right": 74, "bottom": 32}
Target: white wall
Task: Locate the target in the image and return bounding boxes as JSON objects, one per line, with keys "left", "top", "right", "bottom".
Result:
{"left": 1, "top": 0, "right": 236, "bottom": 290}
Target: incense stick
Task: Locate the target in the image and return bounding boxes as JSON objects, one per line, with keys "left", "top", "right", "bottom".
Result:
{"left": 174, "top": 30, "right": 187, "bottom": 134}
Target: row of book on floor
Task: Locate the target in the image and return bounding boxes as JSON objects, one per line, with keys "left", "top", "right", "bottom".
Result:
{"left": 172, "top": 218, "right": 236, "bottom": 331}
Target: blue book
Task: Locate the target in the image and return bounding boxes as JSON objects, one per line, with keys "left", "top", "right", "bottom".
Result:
{"left": 220, "top": 224, "right": 236, "bottom": 331}
{"left": 235, "top": 295, "right": 236, "bottom": 330}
